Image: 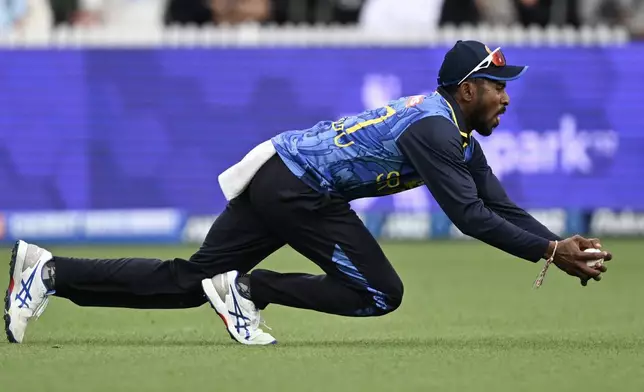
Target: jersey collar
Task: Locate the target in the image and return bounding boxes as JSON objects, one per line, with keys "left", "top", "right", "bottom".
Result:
{"left": 436, "top": 87, "right": 472, "bottom": 147}
{"left": 436, "top": 87, "right": 472, "bottom": 133}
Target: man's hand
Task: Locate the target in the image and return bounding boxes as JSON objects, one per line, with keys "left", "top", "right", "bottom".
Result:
{"left": 546, "top": 235, "right": 613, "bottom": 286}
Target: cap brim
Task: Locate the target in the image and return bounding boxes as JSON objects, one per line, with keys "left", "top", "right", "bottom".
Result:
{"left": 473, "top": 65, "right": 528, "bottom": 82}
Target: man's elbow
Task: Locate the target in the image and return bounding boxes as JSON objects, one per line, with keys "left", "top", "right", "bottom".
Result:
{"left": 452, "top": 220, "right": 479, "bottom": 238}
{"left": 447, "top": 202, "right": 496, "bottom": 238}
{"left": 448, "top": 212, "right": 478, "bottom": 237}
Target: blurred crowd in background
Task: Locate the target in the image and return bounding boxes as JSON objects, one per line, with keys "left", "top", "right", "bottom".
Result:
{"left": 1, "top": 0, "right": 643, "bottom": 38}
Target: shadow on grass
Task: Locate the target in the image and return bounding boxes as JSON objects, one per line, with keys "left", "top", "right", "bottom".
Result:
{"left": 7, "top": 335, "right": 643, "bottom": 351}
{"left": 283, "top": 336, "right": 643, "bottom": 351}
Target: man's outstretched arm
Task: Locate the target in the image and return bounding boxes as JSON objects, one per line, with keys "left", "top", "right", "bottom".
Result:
{"left": 466, "top": 137, "right": 562, "bottom": 241}
{"left": 396, "top": 116, "right": 551, "bottom": 262}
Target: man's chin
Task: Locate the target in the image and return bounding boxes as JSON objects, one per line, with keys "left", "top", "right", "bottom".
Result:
{"left": 476, "top": 127, "right": 494, "bottom": 137}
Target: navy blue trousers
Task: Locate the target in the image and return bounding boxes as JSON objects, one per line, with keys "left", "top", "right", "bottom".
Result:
{"left": 53, "top": 156, "right": 404, "bottom": 317}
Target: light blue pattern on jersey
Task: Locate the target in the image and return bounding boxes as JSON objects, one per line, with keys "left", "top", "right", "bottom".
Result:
{"left": 271, "top": 91, "right": 472, "bottom": 200}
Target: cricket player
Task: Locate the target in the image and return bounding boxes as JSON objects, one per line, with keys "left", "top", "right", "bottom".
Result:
{"left": 5, "top": 40, "right": 612, "bottom": 345}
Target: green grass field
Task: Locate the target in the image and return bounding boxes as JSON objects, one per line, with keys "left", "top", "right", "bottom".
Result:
{"left": 1, "top": 240, "right": 643, "bottom": 391}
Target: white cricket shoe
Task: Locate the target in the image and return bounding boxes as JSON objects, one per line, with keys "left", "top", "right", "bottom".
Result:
{"left": 4, "top": 240, "right": 54, "bottom": 343}
{"left": 202, "top": 271, "right": 277, "bottom": 345}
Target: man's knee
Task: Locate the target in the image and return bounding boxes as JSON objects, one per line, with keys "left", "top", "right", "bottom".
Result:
{"left": 366, "top": 274, "right": 404, "bottom": 316}
{"left": 382, "top": 276, "right": 405, "bottom": 314}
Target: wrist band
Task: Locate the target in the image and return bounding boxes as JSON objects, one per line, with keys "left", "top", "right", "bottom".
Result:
{"left": 533, "top": 240, "right": 558, "bottom": 289}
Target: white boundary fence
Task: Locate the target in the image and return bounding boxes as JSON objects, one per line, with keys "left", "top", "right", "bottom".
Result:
{"left": 0, "top": 24, "right": 630, "bottom": 48}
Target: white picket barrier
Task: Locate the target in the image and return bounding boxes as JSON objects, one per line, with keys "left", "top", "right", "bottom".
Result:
{"left": 0, "top": 23, "right": 631, "bottom": 48}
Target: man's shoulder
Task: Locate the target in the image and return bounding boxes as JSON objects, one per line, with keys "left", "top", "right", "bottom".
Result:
{"left": 392, "top": 92, "right": 458, "bottom": 127}
{"left": 388, "top": 93, "right": 461, "bottom": 147}
{"left": 396, "top": 117, "right": 466, "bottom": 161}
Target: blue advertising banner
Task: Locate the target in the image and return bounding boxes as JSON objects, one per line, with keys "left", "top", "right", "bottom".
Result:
{"left": 1, "top": 46, "right": 642, "bottom": 216}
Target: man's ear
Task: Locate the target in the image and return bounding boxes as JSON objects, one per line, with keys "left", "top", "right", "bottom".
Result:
{"left": 460, "top": 80, "right": 477, "bottom": 103}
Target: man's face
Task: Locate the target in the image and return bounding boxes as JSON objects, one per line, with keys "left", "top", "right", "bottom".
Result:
{"left": 469, "top": 79, "right": 509, "bottom": 136}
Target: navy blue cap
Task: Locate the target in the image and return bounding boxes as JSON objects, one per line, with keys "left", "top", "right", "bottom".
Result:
{"left": 437, "top": 40, "right": 528, "bottom": 86}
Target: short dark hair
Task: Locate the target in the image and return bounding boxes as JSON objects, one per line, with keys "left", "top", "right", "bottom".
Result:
{"left": 441, "top": 78, "right": 485, "bottom": 97}
{"left": 442, "top": 83, "right": 459, "bottom": 96}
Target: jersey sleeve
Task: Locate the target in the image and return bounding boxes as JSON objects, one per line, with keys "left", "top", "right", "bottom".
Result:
{"left": 395, "top": 116, "right": 550, "bottom": 262}
{"left": 466, "top": 138, "right": 562, "bottom": 241}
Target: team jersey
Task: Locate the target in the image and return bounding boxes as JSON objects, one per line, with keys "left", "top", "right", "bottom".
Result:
{"left": 268, "top": 87, "right": 560, "bottom": 263}
{"left": 271, "top": 91, "right": 473, "bottom": 200}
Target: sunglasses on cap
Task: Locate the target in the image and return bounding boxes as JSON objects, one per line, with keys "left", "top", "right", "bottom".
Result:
{"left": 458, "top": 47, "right": 506, "bottom": 85}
